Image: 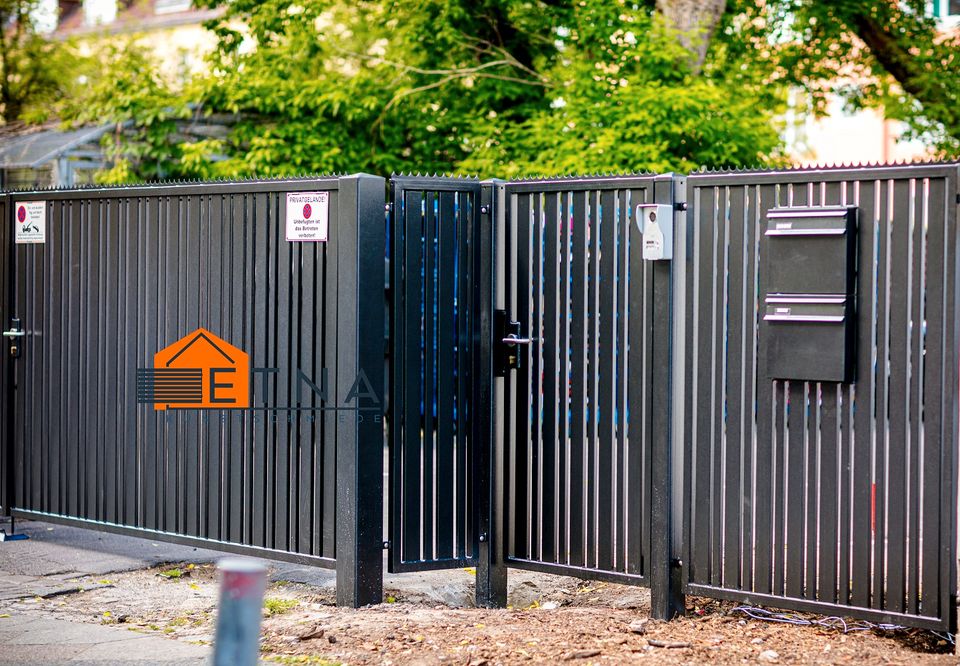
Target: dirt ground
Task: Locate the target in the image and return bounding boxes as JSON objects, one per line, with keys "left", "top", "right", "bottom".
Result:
{"left": 5, "top": 561, "right": 955, "bottom": 665}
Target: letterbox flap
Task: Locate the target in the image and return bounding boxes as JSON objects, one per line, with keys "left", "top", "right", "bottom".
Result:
{"left": 765, "top": 206, "right": 857, "bottom": 236}
{"left": 763, "top": 294, "right": 848, "bottom": 323}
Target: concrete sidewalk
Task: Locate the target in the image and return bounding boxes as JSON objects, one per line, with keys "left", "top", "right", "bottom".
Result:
{"left": 0, "top": 612, "right": 208, "bottom": 664}
{"left": 0, "top": 520, "right": 221, "bottom": 664}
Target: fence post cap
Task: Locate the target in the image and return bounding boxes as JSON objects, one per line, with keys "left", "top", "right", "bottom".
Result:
{"left": 217, "top": 558, "right": 267, "bottom": 574}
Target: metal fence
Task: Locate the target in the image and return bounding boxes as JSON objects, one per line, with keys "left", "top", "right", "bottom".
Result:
{"left": 0, "top": 175, "right": 385, "bottom": 606}
{"left": 1, "top": 164, "right": 956, "bottom": 632}
{"left": 680, "top": 164, "right": 959, "bottom": 631}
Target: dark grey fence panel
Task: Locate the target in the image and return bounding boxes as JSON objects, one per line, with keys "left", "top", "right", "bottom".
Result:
{"left": 0, "top": 195, "right": 11, "bottom": 517}
{"left": 502, "top": 175, "right": 667, "bottom": 586}
{"left": 683, "top": 164, "right": 959, "bottom": 632}
{"left": 388, "top": 176, "right": 480, "bottom": 572}
{"left": 6, "top": 177, "right": 386, "bottom": 604}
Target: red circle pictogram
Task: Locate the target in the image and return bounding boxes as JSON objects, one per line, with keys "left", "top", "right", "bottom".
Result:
{"left": 17, "top": 206, "right": 26, "bottom": 223}
{"left": 303, "top": 203, "right": 312, "bottom": 219}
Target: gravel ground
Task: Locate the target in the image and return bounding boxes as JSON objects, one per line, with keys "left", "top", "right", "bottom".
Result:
{"left": 4, "top": 559, "right": 954, "bottom": 665}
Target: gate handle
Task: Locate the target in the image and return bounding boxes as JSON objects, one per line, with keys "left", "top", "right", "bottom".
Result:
{"left": 502, "top": 334, "right": 534, "bottom": 345}
{"left": 2, "top": 330, "right": 24, "bottom": 337}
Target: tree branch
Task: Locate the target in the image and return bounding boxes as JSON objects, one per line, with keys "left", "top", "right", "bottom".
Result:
{"left": 844, "top": 5, "right": 958, "bottom": 138}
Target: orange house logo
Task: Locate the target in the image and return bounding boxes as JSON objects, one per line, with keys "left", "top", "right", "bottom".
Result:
{"left": 137, "top": 328, "right": 250, "bottom": 410}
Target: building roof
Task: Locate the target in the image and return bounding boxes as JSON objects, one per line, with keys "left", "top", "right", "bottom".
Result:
{"left": 55, "top": 2, "right": 224, "bottom": 38}
{"left": 0, "top": 124, "right": 112, "bottom": 168}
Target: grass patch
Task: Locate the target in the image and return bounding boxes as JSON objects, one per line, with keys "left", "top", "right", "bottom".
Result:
{"left": 263, "top": 597, "right": 299, "bottom": 616}
{"left": 157, "top": 568, "right": 186, "bottom": 580}
{"left": 264, "top": 656, "right": 340, "bottom": 665}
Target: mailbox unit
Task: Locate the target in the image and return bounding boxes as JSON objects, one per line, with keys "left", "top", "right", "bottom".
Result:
{"left": 763, "top": 206, "right": 858, "bottom": 383}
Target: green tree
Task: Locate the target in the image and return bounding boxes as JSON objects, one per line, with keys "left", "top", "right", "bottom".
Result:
{"left": 0, "top": 0, "right": 85, "bottom": 123}
{"left": 715, "top": 0, "right": 960, "bottom": 154}
{"left": 64, "top": 42, "right": 192, "bottom": 182}
{"left": 71, "top": 0, "right": 957, "bottom": 182}
{"left": 176, "top": 0, "right": 784, "bottom": 178}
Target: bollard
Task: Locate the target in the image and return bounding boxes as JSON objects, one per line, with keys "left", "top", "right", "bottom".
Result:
{"left": 212, "top": 558, "right": 267, "bottom": 666}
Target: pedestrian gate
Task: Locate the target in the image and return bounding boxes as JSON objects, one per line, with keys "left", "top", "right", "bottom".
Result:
{"left": 1, "top": 164, "right": 957, "bottom": 633}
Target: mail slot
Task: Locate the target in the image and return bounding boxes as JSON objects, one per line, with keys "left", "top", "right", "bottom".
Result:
{"left": 764, "top": 295, "right": 855, "bottom": 383}
{"left": 765, "top": 206, "right": 857, "bottom": 295}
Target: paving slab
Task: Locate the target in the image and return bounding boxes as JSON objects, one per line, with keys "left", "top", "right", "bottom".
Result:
{"left": 0, "top": 520, "right": 223, "bottom": 580}
{"left": 0, "top": 613, "right": 208, "bottom": 664}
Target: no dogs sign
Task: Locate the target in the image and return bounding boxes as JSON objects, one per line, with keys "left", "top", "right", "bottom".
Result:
{"left": 14, "top": 201, "right": 46, "bottom": 244}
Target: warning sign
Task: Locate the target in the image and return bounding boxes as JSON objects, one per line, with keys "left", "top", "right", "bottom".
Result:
{"left": 285, "top": 192, "right": 329, "bottom": 242}
{"left": 14, "top": 201, "right": 45, "bottom": 244}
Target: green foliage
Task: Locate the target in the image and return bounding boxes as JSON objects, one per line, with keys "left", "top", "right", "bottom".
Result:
{"left": 263, "top": 597, "right": 298, "bottom": 615}
{"left": 157, "top": 567, "right": 186, "bottom": 579}
{"left": 175, "top": 0, "right": 783, "bottom": 179}
{"left": 721, "top": 0, "right": 960, "bottom": 156}
{"left": 459, "top": 7, "right": 784, "bottom": 176}
{"left": 41, "top": 0, "right": 956, "bottom": 182}
{"left": 0, "top": 1, "right": 92, "bottom": 123}
{"left": 61, "top": 42, "right": 193, "bottom": 183}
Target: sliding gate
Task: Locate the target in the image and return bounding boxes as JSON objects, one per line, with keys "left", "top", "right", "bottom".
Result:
{"left": 1, "top": 176, "right": 386, "bottom": 607}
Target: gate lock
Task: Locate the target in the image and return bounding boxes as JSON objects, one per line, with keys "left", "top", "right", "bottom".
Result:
{"left": 495, "top": 310, "right": 531, "bottom": 375}
{"left": 3, "top": 318, "right": 24, "bottom": 359}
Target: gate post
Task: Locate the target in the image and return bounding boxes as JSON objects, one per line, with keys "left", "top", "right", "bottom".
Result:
{"left": 475, "top": 180, "right": 508, "bottom": 607}
{"left": 0, "top": 194, "right": 13, "bottom": 520}
{"left": 335, "top": 173, "right": 386, "bottom": 608}
{"left": 649, "top": 174, "right": 685, "bottom": 620}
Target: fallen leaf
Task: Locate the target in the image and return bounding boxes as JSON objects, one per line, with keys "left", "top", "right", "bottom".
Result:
{"left": 564, "top": 649, "right": 601, "bottom": 660}
{"left": 647, "top": 640, "right": 691, "bottom": 649}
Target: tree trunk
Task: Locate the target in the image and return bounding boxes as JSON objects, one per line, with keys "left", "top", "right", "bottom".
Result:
{"left": 845, "top": 6, "right": 959, "bottom": 141}
{"left": 656, "top": 0, "right": 728, "bottom": 73}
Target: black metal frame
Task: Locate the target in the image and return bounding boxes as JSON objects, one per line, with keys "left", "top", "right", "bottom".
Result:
{"left": 0, "top": 194, "right": 12, "bottom": 519}
{"left": 387, "top": 175, "right": 482, "bottom": 574}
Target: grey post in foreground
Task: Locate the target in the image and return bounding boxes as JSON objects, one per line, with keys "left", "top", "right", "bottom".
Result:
{"left": 213, "top": 558, "right": 267, "bottom": 666}
{"left": 335, "top": 173, "right": 386, "bottom": 607}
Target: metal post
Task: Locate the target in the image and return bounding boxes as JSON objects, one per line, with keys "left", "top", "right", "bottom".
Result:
{"left": 649, "top": 174, "right": 685, "bottom": 620}
{"left": 475, "top": 180, "right": 507, "bottom": 607}
{"left": 0, "top": 195, "right": 13, "bottom": 520}
{"left": 335, "top": 173, "right": 386, "bottom": 607}
{"left": 212, "top": 558, "right": 267, "bottom": 666}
